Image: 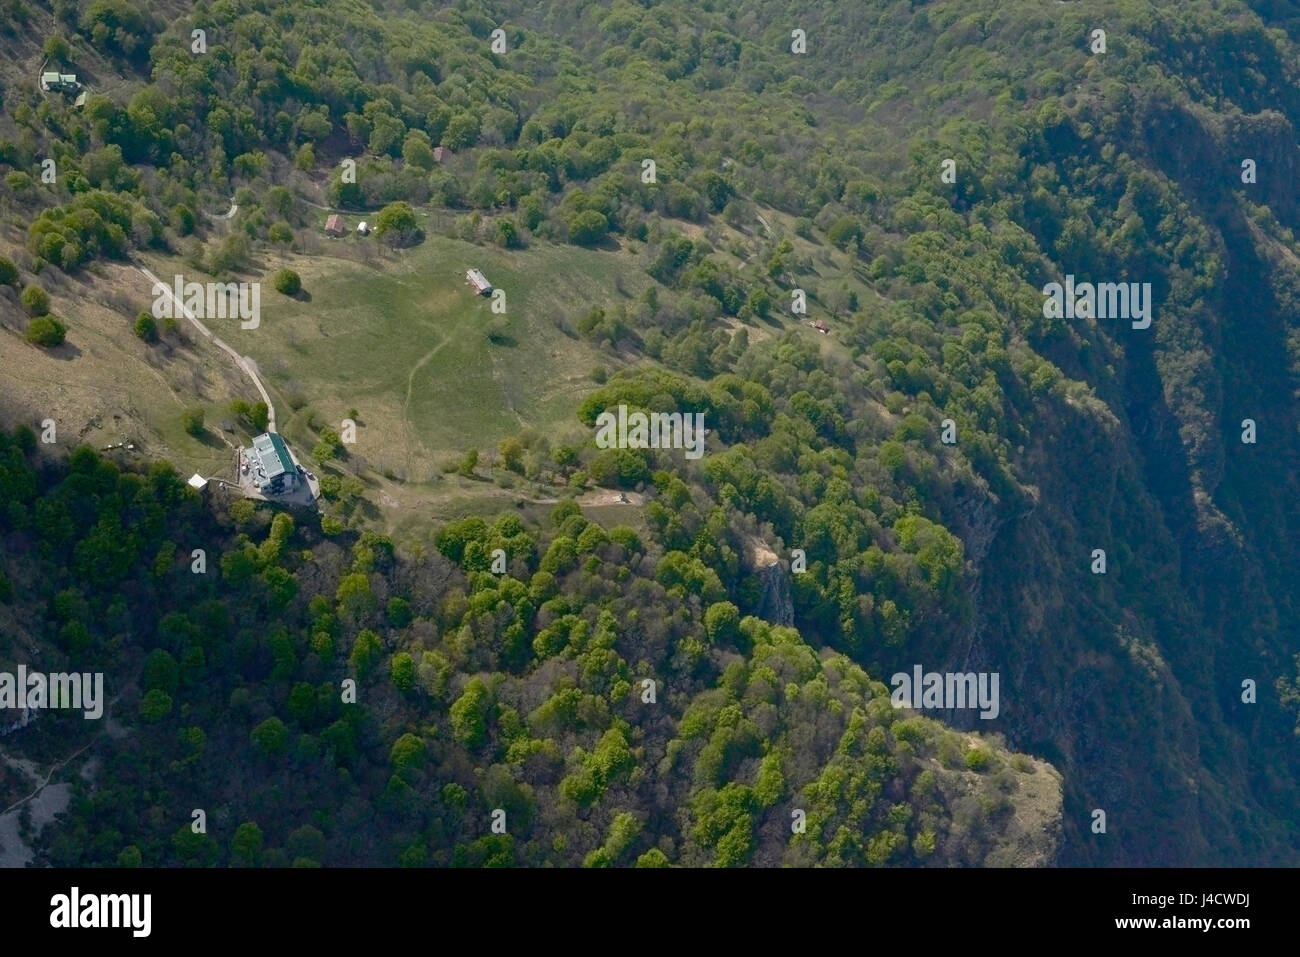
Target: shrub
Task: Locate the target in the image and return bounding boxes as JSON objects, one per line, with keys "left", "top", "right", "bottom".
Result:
{"left": 312, "top": 427, "right": 342, "bottom": 462}
{"left": 273, "top": 268, "right": 301, "bottom": 296}
{"left": 250, "top": 717, "right": 287, "bottom": 757}
{"left": 568, "top": 209, "right": 608, "bottom": 246}
{"left": 134, "top": 311, "right": 158, "bottom": 341}
{"left": 0, "top": 256, "right": 18, "bottom": 286}
{"left": 494, "top": 218, "right": 520, "bottom": 248}
{"left": 139, "top": 689, "right": 173, "bottom": 722}
{"left": 181, "top": 406, "right": 205, "bottom": 437}
{"left": 827, "top": 215, "right": 864, "bottom": 249}
{"left": 43, "top": 35, "right": 73, "bottom": 63}
{"left": 20, "top": 284, "right": 50, "bottom": 315}
{"left": 25, "top": 316, "right": 66, "bottom": 346}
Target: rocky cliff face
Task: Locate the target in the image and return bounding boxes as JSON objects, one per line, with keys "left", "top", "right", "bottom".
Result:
{"left": 755, "top": 559, "right": 794, "bottom": 626}
{"left": 744, "top": 536, "right": 795, "bottom": 626}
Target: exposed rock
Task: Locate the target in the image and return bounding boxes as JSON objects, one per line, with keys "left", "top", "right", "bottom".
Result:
{"left": 744, "top": 536, "right": 793, "bottom": 626}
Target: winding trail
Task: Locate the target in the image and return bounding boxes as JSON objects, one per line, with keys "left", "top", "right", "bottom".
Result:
{"left": 401, "top": 335, "right": 451, "bottom": 479}
{"left": 134, "top": 260, "right": 276, "bottom": 433}
{"left": 0, "top": 741, "right": 92, "bottom": 819}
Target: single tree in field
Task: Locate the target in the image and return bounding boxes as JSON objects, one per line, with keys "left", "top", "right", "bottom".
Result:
{"left": 374, "top": 201, "right": 423, "bottom": 247}
{"left": 182, "top": 406, "right": 205, "bottom": 437}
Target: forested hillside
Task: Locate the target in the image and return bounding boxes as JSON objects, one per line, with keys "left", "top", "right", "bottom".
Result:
{"left": 1, "top": 0, "right": 1299, "bottom": 866}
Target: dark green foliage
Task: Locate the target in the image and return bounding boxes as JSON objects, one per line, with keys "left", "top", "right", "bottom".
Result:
{"left": 229, "top": 399, "right": 270, "bottom": 433}
{"left": 5, "top": 0, "right": 1300, "bottom": 871}
{"left": 568, "top": 210, "right": 608, "bottom": 246}
{"left": 495, "top": 218, "right": 520, "bottom": 248}
{"left": 827, "top": 215, "right": 863, "bottom": 250}
{"left": 250, "top": 717, "right": 288, "bottom": 758}
{"left": 272, "top": 269, "right": 301, "bottom": 296}
{"left": 27, "top": 191, "right": 134, "bottom": 271}
{"left": 133, "top": 311, "right": 158, "bottom": 342}
{"left": 181, "top": 407, "right": 204, "bottom": 437}
{"left": 25, "top": 316, "right": 65, "bottom": 347}
{"left": 20, "top": 284, "right": 49, "bottom": 316}
{"left": 374, "top": 201, "right": 423, "bottom": 247}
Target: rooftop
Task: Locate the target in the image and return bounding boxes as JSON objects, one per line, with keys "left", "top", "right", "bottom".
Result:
{"left": 252, "top": 432, "right": 295, "bottom": 480}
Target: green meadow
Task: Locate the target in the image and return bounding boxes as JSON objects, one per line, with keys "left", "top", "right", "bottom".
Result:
{"left": 172, "top": 234, "right": 654, "bottom": 485}
{"left": 128, "top": 206, "right": 868, "bottom": 525}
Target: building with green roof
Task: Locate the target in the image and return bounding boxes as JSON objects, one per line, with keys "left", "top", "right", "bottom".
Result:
{"left": 248, "top": 432, "right": 299, "bottom": 494}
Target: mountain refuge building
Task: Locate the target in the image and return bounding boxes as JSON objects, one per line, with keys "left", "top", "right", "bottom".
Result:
{"left": 40, "top": 72, "right": 79, "bottom": 93}
{"left": 246, "top": 432, "right": 299, "bottom": 495}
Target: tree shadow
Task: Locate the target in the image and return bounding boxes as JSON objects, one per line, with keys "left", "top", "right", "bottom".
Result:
{"left": 45, "top": 340, "right": 82, "bottom": 360}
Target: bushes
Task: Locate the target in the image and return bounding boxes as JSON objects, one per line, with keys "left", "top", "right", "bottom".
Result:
{"left": 312, "top": 427, "right": 344, "bottom": 462}
{"left": 827, "top": 215, "right": 864, "bottom": 250}
{"left": 181, "top": 406, "right": 205, "bottom": 437}
{"left": 20, "top": 284, "right": 50, "bottom": 316}
{"left": 230, "top": 399, "right": 269, "bottom": 432}
{"left": 966, "top": 748, "right": 993, "bottom": 772}
{"left": 494, "top": 218, "right": 520, "bottom": 248}
{"left": 27, "top": 190, "right": 134, "bottom": 271}
{"left": 26, "top": 317, "right": 67, "bottom": 347}
{"left": 272, "top": 268, "right": 301, "bottom": 296}
{"left": 134, "top": 311, "right": 158, "bottom": 342}
{"left": 568, "top": 209, "right": 609, "bottom": 246}
{"left": 0, "top": 256, "right": 18, "bottom": 286}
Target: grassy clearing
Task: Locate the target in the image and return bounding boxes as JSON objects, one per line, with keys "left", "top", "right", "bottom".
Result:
{"left": 160, "top": 233, "right": 654, "bottom": 488}
{"left": 4, "top": 201, "right": 872, "bottom": 532}
{"left": 0, "top": 246, "right": 251, "bottom": 479}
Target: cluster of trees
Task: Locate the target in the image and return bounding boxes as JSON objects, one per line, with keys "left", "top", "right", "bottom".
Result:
{"left": 0, "top": 431, "right": 1049, "bottom": 867}
{"left": 4, "top": 0, "right": 1300, "bottom": 866}
{"left": 0, "top": 0, "right": 888, "bottom": 279}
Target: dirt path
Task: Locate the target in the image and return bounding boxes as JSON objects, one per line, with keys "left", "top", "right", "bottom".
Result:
{"left": 527, "top": 488, "right": 644, "bottom": 507}
{"left": 0, "top": 741, "right": 92, "bottom": 867}
{"left": 402, "top": 335, "right": 452, "bottom": 480}
{"left": 0, "top": 741, "right": 91, "bottom": 818}
{"left": 134, "top": 260, "right": 277, "bottom": 433}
